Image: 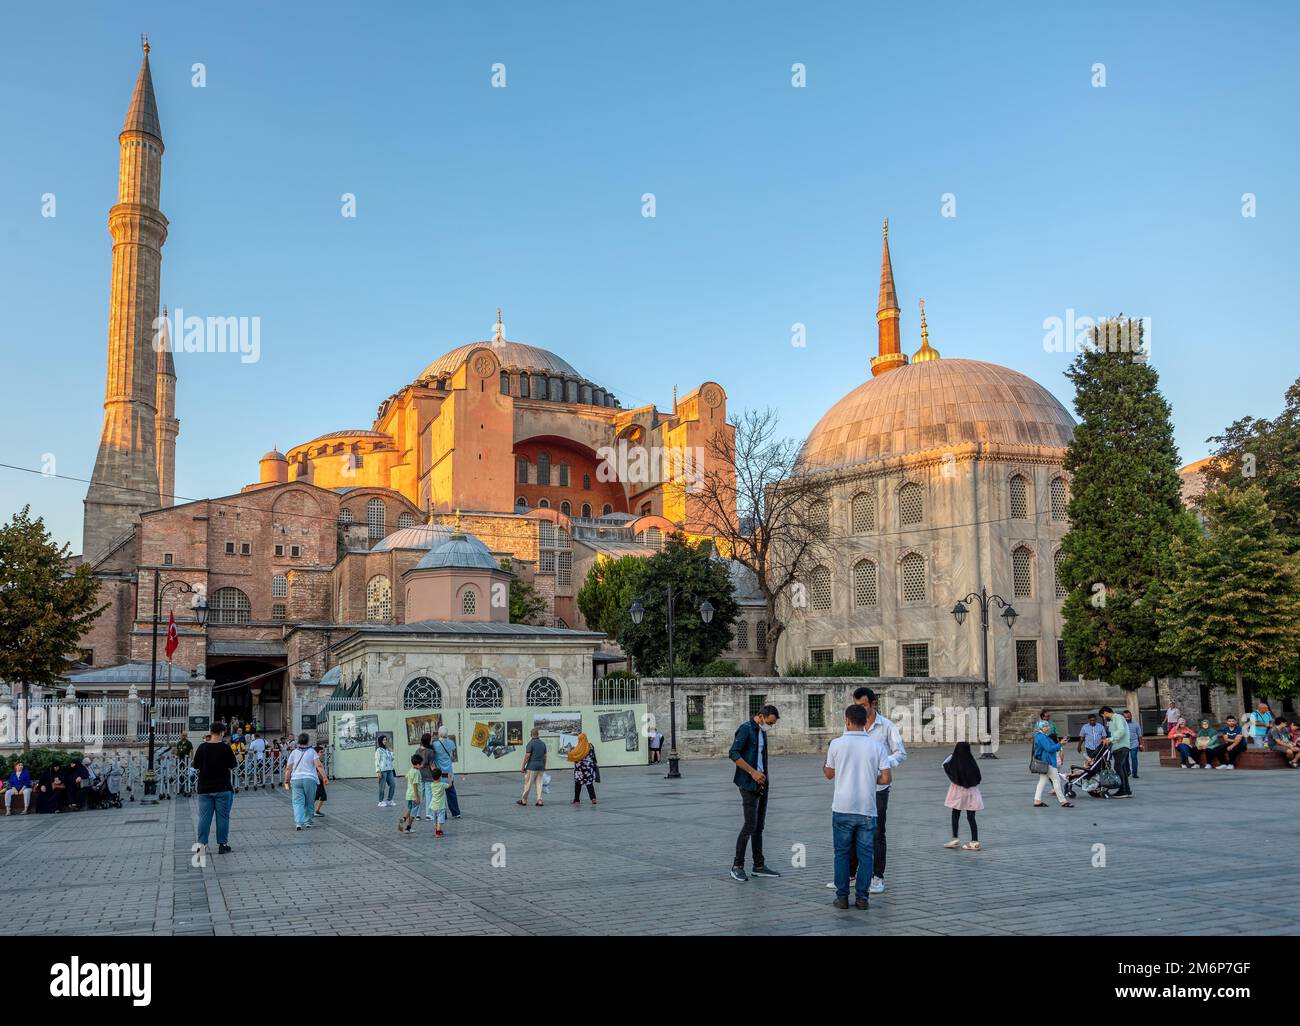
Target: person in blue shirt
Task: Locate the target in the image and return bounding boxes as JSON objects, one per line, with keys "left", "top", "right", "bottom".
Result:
{"left": 1032, "top": 723, "right": 1073, "bottom": 808}
{"left": 1218, "top": 716, "right": 1247, "bottom": 769}
{"left": 1249, "top": 700, "right": 1274, "bottom": 748}
{"left": 3, "top": 761, "right": 33, "bottom": 814}
{"left": 1077, "top": 714, "right": 1109, "bottom": 760}
{"left": 431, "top": 725, "right": 461, "bottom": 818}
{"left": 1122, "top": 709, "right": 1142, "bottom": 778}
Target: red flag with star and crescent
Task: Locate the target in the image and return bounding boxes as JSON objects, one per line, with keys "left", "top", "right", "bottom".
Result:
{"left": 165, "top": 610, "right": 179, "bottom": 661}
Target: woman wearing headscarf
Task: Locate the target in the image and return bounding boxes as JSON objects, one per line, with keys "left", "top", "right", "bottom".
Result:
{"left": 1032, "top": 722, "right": 1073, "bottom": 808}
{"left": 1195, "top": 717, "right": 1223, "bottom": 768}
{"left": 942, "top": 741, "right": 984, "bottom": 850}
{"left": 375, "top": 735, "right": 397, "bottom": 807}
{"left": 568, "top": 732, "right": 599, "bottom": 805}
{"left": 1168, "top": 717, "right": 1197, "bottom": 767}
{"left": 35, "top": 761, "right": 68, "bottom": 814}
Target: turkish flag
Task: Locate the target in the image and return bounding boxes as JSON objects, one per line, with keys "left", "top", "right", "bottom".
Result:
{"left": 165, "top": 610, "right": 179, "bottom": 661}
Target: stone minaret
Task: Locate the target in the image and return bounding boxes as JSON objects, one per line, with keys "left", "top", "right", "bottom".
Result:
{"left": 154, "top": 305, "right": 179, "bottom": 506}
{"left": 870, "top": 218, "right": 908, "bottom": 378}
{"left": 83, "top": 39, "right": 168, "bottom": 558}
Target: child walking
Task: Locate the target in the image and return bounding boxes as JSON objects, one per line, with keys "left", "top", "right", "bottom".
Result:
{"left": 942, "top": 741, "right": 984, "bottom": 851}
{"left": 399, "top": 754, "right": 423, "bottom": 833}
{"left": 427, "top": 768, "right": 450, "bottom": 837}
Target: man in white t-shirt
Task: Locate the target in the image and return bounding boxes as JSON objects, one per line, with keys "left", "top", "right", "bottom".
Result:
{"left": 823, "top": 704, "right": 891, "bottom": 910}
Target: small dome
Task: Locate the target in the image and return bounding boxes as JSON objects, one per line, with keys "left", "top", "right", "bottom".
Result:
{"left": 260, "top": 449, "right": 287, "bottom": 462}
{"left": 370, "top": 523, "right": 455, "bottom": 552}
{"left": 414, "top": 532, "right": 501, "bottom": 572}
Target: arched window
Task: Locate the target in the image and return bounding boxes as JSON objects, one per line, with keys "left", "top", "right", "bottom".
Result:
{"left": 581, "top": 503, "right": 592, "bottom": 518}
{"left": 645, "top": 527, "right": 662, "bottom": 549}
{"left": 466, "top": 677, "right": 503, "bottom": 709}
{"left": 398, "top": 512, "right": 415, "bottom": 529}
{"left": 852, "top": 559, "right": 878, "bottom": 607}
{"left": 756, "top": 621, "right": 768, "bottom": 657}
{"left": 602, "top": 504, "right": 613, "bottom": 516}
{"left": 366, "top": 575, "right": 392, "bottom": 621}
{"left": 517, "top": 457, "right": 529, "bottom": 484}
{"left": 519, "top": 375, "right": 529, "bottom": 398}
{"left": 1009, "top": 474, "right": 1028, "bottom": 520}
{"left": 1012, "top": 545, "right": 1034, "bottom": 598}
{"left": 537, "top": 452, "right": 551, "bottom": 486}
{"left": 851, "top": 492, "right": 876, "bottom": 533}
{"left": 560, "top": 501, "right": 571, "bottom": 516}
{"left": 500, "top": 371, "right": 510, "bottom": 394}
{"left": 210, "top": 587, "right": 251, "bottom": 626}
{"left": 1054, "top": 548, "right": 1068, "bottom": 599}
{"left": 366, "top": 498, "right": 386, "bottom": 540}
{"left": 736, "top": 621, "right": 749, "bottom": 650}
{"left": 558, "top": 462, "right": 570, "bottom": 487}
{"left": 338, "top": 507, "right": 353, "bottom": 527}
{"left": 403, "top": 677, "right": 443, "bottom": 709}
{"left": 271, "top": 574, "right": 287, "bottom": 598}
{"left": 808, "top": 499, "right": 830, "bottom": 539}
{"left": 538, "top": 498, "right": 550, "bottom": 509}
{"left": 525, "top": 677, "right": 562, "bottom": 707}
{"left": 810, "top": 565, "right": 832, "bottom": 611}
{"left": 516, "top": 496, "right": 528, "bottom": 510}
{"left": 900, "top": 552, "right": 926, "bottom": 603}
{"left": 582, "top": 474, "right": 591, "bottom": 491}
{"left": 461, "top": 587, "right": 477, "bottom": 616}
{"left": 1050, "top": 477, "right": 1069, "bottom": 521}
{"left": 898, "top": 483, "right": 924, "bottom": 526}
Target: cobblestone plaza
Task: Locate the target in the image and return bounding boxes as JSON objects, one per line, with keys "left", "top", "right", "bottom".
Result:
{"left": 2, "top": 747, "right": 1295, "bottom": 937}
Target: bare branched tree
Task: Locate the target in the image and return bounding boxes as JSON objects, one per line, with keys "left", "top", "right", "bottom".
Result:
{"left": 691, "top": 407, "right": 830, "bottom": 674}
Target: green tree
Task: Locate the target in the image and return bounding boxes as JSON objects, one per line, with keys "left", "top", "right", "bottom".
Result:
{"left": 576, "top": 555, "right": 644, "bottom": 639}
{"left": 1158, "top": 486, "right": 1300, "bottom": 712}
{"left": 616, "top": 535, "right": 738, "bottom": 676}
{"left": 499, "top": 559, "right": 548, "bottom": 625}
{"left": 1203, "top": 376, "right": 1300, "bottom": 550}
{"left": 1058, "top": 320, "right": 1198, "bottom": 711}
{"left": 0, "top": 507, "right": 104, "bottom": 705}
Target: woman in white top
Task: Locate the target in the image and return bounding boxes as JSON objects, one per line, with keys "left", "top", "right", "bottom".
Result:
{"left": 375, "top": 735, "right": 396, "bottom": 807}
{"left": 284, "top": 732, "right": 327, "bottom": 830}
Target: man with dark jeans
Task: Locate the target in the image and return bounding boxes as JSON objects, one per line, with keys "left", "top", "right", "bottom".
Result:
{"left": 1100, "top": 706, "right": 1132, "bottom": 798}
{"left": 729, "top": 705, "right": 780, "bottom": 882}
{"left": 192, "top": 721, "right": 238, "bottom": 855}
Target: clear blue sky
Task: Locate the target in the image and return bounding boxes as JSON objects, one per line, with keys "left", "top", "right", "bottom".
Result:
{"left": 2, "top": 0, "right": 1297, "bottom": 549}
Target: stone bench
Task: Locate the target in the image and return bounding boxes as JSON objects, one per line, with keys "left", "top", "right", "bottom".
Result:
{"left": 1157, "top": 745, "right": 1287, "bottom": 769}
{"left": 1, "top": 791, "right": 29, "bottom": 813}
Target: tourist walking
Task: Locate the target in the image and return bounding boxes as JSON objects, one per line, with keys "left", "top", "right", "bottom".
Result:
{"left": 3, "top": 761, "right": 32, "bottom": 814}
{"left": 1164, "top": 701, "right": 1181, "bottom": 732}
{"left": 518, "top": 728, "right": 547, "bottom": 807}
{"left": 426, "top": 769, "right": 450, "bottom": 836}
{"left": 728, "top": 704, "right": 781, "bottom": 883}
{"left": 246, "top": 733, "right": 267, "bottom": 786}
{"left": 416, "top": 732, "right": 438, "bottom": 820}
{"left": 174, "top": 732, "right": 194, "bottom": 796}
{"left": 1032, "top": 722, "right": 1073, "bottom": 808}
{"left": 193, "top": 721, "right": 238, "bottom": 854}
{"left": 943, "top": 741, "right": 983, "bottom": 850}
{"left": 1122, "top": 709, "right": 1142, "bottom": 778}
{"left": 823, "top": 703, "right": 891, "bottom": 909}
{"left": 284, "top": 732, "right": 327, "bottom": 830}
{"left": 399, "top": 754, "right": 423, "bottom": 833}
{"left": 568, "top": 732, "right": 599, "bottom": 805}
{"left": 1100, "top": 706, "right": 1133, "bottom": 797}
{"left": 313, "top": 745, "right": 329, "bottom": 816}
{"left": 375, "top": 735, "right": 397, "bottom": 806}
{"left": 432, "top": 726, "right": 461, "bottom": 818}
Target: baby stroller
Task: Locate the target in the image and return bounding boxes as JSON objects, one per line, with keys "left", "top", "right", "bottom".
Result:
{"left": 1062, "top": 746, "right": 1121, "bottom": 799}
{"left": 89, "top": 763, "right": 124, "bottom": 810}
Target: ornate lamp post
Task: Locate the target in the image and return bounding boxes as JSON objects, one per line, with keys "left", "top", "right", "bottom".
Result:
{"left": 950, "top": 587, "right": 1017, "bottom": 760}
{"left": 144, "top": 571, "right": 208, "bottom": 804}
{"left": 630, "top": 585, "right": 714, "bottom": 780}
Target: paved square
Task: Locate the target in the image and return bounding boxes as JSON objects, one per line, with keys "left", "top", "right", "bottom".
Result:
{"left": 2, "top": 747, "right": 1296, "bottom": 936}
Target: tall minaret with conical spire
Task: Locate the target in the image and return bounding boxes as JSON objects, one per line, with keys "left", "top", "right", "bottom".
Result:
{"left": 870, "top": 218, "right": 908, "bottom": 377}
{"left": 83, "top": 38, "right": 169, "bottom": 558}
{"left": 155, "top": 305, "right": 179, "bottom": 506}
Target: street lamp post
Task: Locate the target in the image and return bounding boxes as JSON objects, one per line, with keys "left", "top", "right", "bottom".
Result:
{"left": 144, "top": 570, "right": 208, "bottom": 804}
{"left": 630, "top": 584, "right": 714, "bottom": 780}
{"left": 950, "top": 587, "right": 1017, "bottom": 760}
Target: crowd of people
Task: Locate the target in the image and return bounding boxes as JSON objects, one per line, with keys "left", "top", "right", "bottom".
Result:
{"left": 1161, "top": 699, "right": 1299, "bottom": 768}
{"left": 2, "top": 756, "right": 123, "bottom": 814}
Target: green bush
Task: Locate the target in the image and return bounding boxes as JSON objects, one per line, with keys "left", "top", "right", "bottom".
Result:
{"left": 0, "top": 748, "right": 86, "bottom": 779}
{"left": 784, "top": 660, "right": 876, "bottom": 678}
{"left": 696, "top": 659, "right": 747, "bottom": 678}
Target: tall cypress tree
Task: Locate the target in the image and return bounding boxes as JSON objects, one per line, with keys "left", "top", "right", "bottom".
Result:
{"left": 1057, "top": 320, "right": 1198, "bottom": 708}
{"left": 1158, "top": 486, "right": 1300, "bottom": 711}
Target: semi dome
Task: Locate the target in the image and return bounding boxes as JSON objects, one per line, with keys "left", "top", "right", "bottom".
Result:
{"left": 414, "top": 532, "right": 501, "bottom": 572}
{"left": 803, "top": 358, "right": 1075, "bottom": 471}
{"left": 417, "top": 339, "right": 583, "bottom": 384}
{"left": 370, "top": 523, "right": 455, "bottom": 552}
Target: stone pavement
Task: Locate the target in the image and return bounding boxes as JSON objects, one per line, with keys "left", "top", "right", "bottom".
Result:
{"left": 2, "top": 746, "right": 1297, "bottom": 936}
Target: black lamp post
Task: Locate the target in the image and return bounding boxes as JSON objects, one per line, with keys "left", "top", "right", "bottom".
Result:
{"left": 144, "top": 571, "right": 208, "bottom": 804}
{"left": 630, "top": 585, "right": 714, "bottom": 780}
{"left": 950, "top": 587, "right": 1017, "bottom": 760}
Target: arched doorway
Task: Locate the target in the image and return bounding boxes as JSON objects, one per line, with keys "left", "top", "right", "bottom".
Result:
{"left": 208, "top": 658, "right": 286, "bottom": 734}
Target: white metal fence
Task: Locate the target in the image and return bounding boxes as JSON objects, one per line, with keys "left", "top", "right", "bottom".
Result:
{"left": 5, "top": 697, "right": 190, "bottom": 746}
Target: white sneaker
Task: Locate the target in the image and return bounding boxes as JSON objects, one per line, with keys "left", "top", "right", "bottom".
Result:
{"left": 1227, "top": 764, "right": 1235, "bottom": 770}
{"left": 943, "top": 837, "right": 961, "bottom": 848}
{"left": 869, "top": 876, "right": 886, "bottom": 894}
{"left": 1202, "top": 764, "right": 1211, "bottom": 770}
{"left": 825, "top": 881, "right": 836, "bottom": 889}
{"left": 378, "top": 801, "right": 386, "bottom": 807}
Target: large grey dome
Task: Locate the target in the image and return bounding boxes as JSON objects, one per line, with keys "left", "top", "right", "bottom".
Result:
{"left": 371, "top": 523, "right": 455, "bottom": 553}
{"left": 417, "top": 340, "right": 583, "bottom": 384}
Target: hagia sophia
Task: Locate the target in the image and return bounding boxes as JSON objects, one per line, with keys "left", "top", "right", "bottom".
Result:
{"left": 69, "top": 43, "right": 1192, "bottom": 736}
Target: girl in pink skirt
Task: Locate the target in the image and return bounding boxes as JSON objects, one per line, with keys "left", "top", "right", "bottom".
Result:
{"left": 942, "top": 741, "right": 984, "bottom": 851}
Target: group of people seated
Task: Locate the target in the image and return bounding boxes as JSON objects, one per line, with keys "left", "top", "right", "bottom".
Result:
{"left": 1, "top": 757, "right": 123, "bottom": 814}
{"left": 1162, "top": 700, "right": 1300, "bottom": 769}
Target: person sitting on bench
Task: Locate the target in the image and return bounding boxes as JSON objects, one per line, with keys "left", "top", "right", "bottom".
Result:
{"left": 1218, "top": 717, "right": 1247, "bottom": 769}
{"left": 3, "top": 762, "right": 32, "bottom": 814}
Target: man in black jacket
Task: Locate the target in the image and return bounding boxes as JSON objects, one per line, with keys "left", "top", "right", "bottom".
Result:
{"left": 729, "top": 705, "right": 780, "bottom": 882}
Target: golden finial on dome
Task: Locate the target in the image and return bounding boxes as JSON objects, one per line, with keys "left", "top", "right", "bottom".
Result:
{"left": 454, "top": 507, "right": 463, "bottom": 534}
{"left": 912, "top": 297, "right": 941, "bottom": 363}
{"left": 142, "top": 34, "right": 150, "bottom": 55}
{"left": 493, "top": 308, "right": 504, "bottom": 343}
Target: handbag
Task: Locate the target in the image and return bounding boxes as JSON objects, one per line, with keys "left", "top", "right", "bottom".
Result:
{"left": 1029, "top": 743, "right": 1050, "bottom": 775}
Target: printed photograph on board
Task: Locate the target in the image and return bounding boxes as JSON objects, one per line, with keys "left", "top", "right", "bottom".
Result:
{"left": 337, "top": 714, "right": 380, "bottom": 750}
{"left": 506, "top": 720, "right": 524, "bottom": 745}
{"left": 405, "top": 713, "right": 443, "bottom": 746}
{"left": 534, "top": 711, "right": 582, "bottom": 737}
{"left": 558, "top": 732, "right": 579, "bottom": 756}
{"left": 598, "top": 709, "right": 638, "bottom": 743}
